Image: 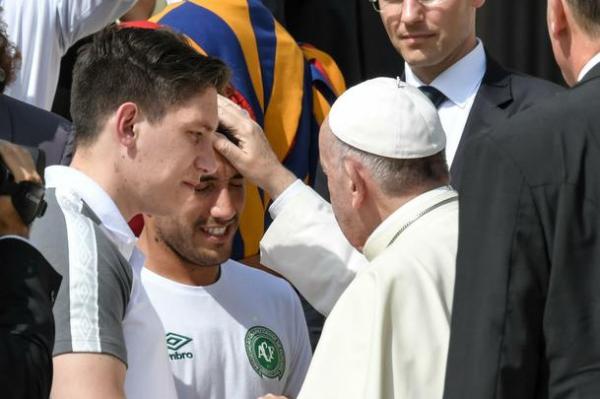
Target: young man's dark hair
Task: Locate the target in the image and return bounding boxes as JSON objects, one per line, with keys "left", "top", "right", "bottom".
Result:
{"left": 71, "top": 26, "right": 230, "bottom": 146}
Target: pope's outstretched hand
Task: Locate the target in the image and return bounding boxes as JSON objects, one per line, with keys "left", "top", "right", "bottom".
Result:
{"left": 214, "top": 95, "right": 297, "bottom": 199}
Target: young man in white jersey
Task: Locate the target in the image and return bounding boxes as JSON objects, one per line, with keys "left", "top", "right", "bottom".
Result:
{"left": 138, "top": 148, "right": 312, "bottom": 399}
{"left": 29, "top": 25, "right": 230, "bottom": 399}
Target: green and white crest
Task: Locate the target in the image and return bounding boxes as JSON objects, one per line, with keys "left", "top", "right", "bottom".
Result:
{"left": 245, "top": 326, "right": 286, "bottom": 380}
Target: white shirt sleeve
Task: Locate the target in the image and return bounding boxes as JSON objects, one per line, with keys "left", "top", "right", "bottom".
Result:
{"left": 56, "top": 0, "right": 137, "bottom": 50}
{"left": 261, "top": 183, "right": 368, "bottom": 316}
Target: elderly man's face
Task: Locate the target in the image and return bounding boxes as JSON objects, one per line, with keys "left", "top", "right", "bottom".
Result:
{"left": 146, "top": 153, "right": 245, "bottom": 267}
{"left": 379, "top": 0, "right": 484, "bottom": 77}
{"left": 319, "top": 121, "right": 370, "bottom": 250}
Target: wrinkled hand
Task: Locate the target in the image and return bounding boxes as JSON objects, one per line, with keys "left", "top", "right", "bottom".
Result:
{"left": 0, "top": 140, "right": 42, "bottom": 237}
{"left": 258, "top": 395, "right": 289, "bottom": 399}
{"left": 214, "top": 95, "right": 297, "bottom": 199}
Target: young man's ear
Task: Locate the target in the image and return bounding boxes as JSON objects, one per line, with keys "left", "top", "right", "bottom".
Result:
{"left": 115, "top": 102, "right": 140, "bottom": 147}
{"left": 343, "top": 157, "right": 368, "bottom": 210}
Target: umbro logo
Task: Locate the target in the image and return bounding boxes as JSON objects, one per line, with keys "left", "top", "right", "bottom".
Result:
{"left": 166, "top": 332, "right": 192, "bottom": 351}
{"left": 165, "top": 332, "right": 194, "bottom": 360}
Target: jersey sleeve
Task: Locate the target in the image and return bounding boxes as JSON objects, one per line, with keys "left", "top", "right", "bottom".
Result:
{"left": 30, "top": 189, "right": 133, "bottom": 365}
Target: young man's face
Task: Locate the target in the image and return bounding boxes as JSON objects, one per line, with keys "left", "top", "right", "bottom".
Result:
{"left": 379, "top": 0, "right": 484, "bottom": 76}
{"left": 147, "top": 153, "right": 245, "bottom": 267}
{"left": 132, "top": 88, "right": 220, "bottom": 217}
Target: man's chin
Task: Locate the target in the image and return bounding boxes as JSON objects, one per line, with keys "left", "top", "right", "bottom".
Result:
{"left": 193, "top": 247, "right": 231, "bottom": 266}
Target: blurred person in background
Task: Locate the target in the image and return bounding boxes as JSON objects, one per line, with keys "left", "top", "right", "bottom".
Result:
{"left": 0, "top": 8, "right": 73, "bottom": 166}
{"left": 0, "top": 140, "right": 61, "bottom": 399}
{"left": 1, "top": 0, "right": 138, "bottom": 110}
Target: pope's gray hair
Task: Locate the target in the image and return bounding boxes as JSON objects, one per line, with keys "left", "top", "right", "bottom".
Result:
{"left": 331, "top": 135, "right": 449, "bottom": 196}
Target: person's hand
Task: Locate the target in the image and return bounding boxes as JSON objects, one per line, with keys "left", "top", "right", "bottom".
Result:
{"left": 214, "top": 95, "right": 297, "bottom": 199}
{"left": 258, "top": 395, "right": 289, "bottom": 399}
{"left": 0, "top": 140, "right": 42, "bottom": 237}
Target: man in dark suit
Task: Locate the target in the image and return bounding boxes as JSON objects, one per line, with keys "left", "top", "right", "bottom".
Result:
{"left": 367, "top": 0, "right": 563, "bottom": 188}
{"left": 266, "top": 1, "right": 562, "bottom": 189}
{"left": 0, "top": 140, "right": 62, "bottom": 399}
{"left": 444, "top": 0, "right": 600, "bottom": 397}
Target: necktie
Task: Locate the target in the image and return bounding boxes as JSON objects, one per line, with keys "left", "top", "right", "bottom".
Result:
{"left": 419, "top": 86, "right": 447, "bottom": 109}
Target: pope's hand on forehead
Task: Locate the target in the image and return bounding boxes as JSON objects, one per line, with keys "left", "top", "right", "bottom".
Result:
{"left": 214, "top": 95, "right": 296, "bottom": 199}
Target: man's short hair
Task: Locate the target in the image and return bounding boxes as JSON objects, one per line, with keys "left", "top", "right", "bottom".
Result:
{"left": 333, "top": 137, "right": 449, "bottom": 196}
{"left": 71, "top": 25, "right": 230, "bottom": 146}
{"left": 567, "top": 0, "right": 600, "bottom": 36}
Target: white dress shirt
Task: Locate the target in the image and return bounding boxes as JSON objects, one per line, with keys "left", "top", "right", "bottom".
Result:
{"left": 405, "top": 40, "right": 487, "bottom": 166}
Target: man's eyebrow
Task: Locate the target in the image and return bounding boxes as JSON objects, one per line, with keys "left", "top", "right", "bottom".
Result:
{"left": 183, "top": 121, "right": 217, "bottom": 133}
{"left": 199, "top": 173, "right": 244, "bottom": 182}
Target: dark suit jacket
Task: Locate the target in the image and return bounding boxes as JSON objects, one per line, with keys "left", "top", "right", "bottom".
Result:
{"left": 0, "top": 236, "right": 62, "bottom": 399}
{"left": 444, "top": 62, "right": 600, "bottom": 399}
{"left": 449, "top": 55, "right": 563, "bottom": 189}
{"left": 0, "top": 94, "right": 74, "bottom": 166}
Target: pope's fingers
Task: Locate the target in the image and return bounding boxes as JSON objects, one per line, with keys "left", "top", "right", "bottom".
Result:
{"left": 218, "top": 94, "right": 249, "bottom": 119}
{"left": 217, "top": 93, "right": 240, "bottom": 109}
{"left": 214, "top": 132, "right": 243, "bottom": 160}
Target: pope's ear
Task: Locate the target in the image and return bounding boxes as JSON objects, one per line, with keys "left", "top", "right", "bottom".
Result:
{"left": 115, "top": 102, "right": 140, "bottom": 147}
{"left": 343, "top": 157, "right": 368, "bottom": 209}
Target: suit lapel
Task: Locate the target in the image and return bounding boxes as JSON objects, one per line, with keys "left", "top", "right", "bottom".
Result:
{"left": 450, "top": 55, "right": 513, "bottom": 188}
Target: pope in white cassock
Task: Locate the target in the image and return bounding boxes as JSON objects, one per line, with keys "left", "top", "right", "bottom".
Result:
{"left": 216, "top": 77, "right": 458, "bottom": 399}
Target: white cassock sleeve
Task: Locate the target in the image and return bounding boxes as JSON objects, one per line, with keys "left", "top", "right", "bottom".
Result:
{"left": 260, "top": 181, "right": 368, "bottom": 315}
